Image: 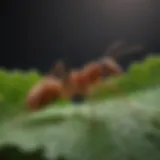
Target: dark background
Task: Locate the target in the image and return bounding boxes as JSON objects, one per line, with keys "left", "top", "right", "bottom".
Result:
{"left": 2, "top": 0, "right": 160, "bottom": 73}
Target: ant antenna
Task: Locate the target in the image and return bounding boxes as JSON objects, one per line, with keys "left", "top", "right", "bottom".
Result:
{"left": 103, "top": 41, "right": 147, "bottom": 59}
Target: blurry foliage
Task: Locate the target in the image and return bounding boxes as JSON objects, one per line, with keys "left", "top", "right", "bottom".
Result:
{"left": 0, "top": 55, "right": 159, "bottom": 159}
{"left": 0, "top": 69, "right": 41, "bottom": 105}
{"left": 0, "top": 69, "right": 41, "bottom": 119}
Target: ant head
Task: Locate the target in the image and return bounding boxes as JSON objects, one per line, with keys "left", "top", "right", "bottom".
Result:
{"left": 100, "top": 57, "right": 123, "bottom": 77}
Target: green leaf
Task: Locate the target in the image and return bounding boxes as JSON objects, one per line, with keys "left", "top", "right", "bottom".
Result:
{"left": 0, "top": 87, "right": 160, "bottom": 160}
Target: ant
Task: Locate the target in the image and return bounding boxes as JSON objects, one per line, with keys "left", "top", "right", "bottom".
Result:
{"left": 26, "top": 41, "right": 147, "bottom": 110}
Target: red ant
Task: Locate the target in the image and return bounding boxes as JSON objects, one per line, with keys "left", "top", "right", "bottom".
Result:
{"left": 26, "top": 42, "right": 147, "bottom": 110}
